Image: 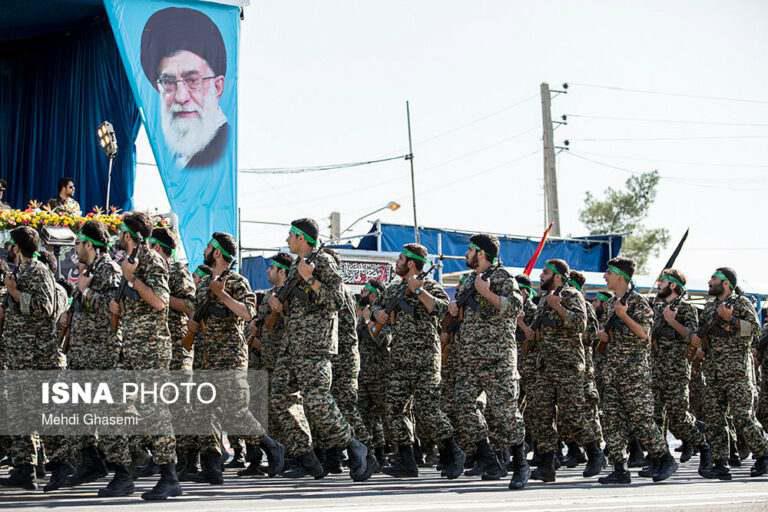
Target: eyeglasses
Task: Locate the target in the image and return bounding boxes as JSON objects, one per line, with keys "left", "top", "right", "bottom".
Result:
{"left": 156, "top": 74, "right": 216, "bottom": 94}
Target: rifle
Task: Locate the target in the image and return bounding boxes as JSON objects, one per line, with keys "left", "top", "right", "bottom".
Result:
{"left": 60, "top": 261, "right": 96, "bottom": 353}
{"left": 529, "top": 285, "right": 564, "bottom": 332}
{"left": 181, "top": 267, "right": 232, "bottom": 350}
{"left": 441, "top": 264, "right": 499, "bottom": 335}
{"left": 597, "top": 284, "right": 633, "bottom": 353}
{"left": 370, "top": 264, "right": 436, "bottom": 337}
{"left": 111, "top": 246, "right": 139, "bottom": 332}
{"left": 264, "top": 242, "right": 327, "bottom": 332}
{"left": 247, "top": 291, "right": 266, "bottom": 350}
{"left": 687, "top": 295, "right": 738, "bottom": 361}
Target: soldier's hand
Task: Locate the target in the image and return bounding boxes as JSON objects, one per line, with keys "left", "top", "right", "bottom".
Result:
{"left": 267, "top": 293, "right": 283, "bottom": 313}
{"left": 597, "top": 330, "right": 609, "bottom": 344}
{"left": 188, "top": 319, "right": 200, "bottom": 333}
{"left": 474, "top": 275, "right": 491, "bottom": 296}
{"left": 109, "top": 299, "right": 121, "bottom": 316}
{"left": 448, "top": 302, "right": 459, "bottom": 317}
{"left": 717, "top": 303, "right": 734, "bottom": 321}
{"left": 210, "top": 276, "right": 226, "bottom": 297}
{"left": 662, "top": 305, "right": 677, "bottom": 324}
{"left": 249, "top": 335, "right": 262, "bottom": 351}
{"left": 407, "top": 276, "right": 423, "bottom": 293}
{"left": 298, "top": 259, "right": 315, "bottom": 282}
{"left": 121, "top": 257, "right": 138, "bottom": 282}
{"left": 78, "top": 272, "right": 94, "bottom": 293}
{"left": 58, "top": 311, "right": 70, "bottom": 329}
{"left": 4, "top": 274, "right": 16, "bottom": 292}
{"left": 694, "top": 348, "right": 705, "bottom": 362}
{"left": 374, "top": 310, "right": 388, "bottom": 324}
{"left": 689, "top": 334, "right": 702, "bottom": 349}
{"left": 613, "top": 300, "right": 628, "bottom": 318}
{"left": 545, "top": 294, "right": 562, "bottom": 308}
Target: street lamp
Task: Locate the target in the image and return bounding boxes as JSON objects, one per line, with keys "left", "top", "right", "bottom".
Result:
{"left": 341, "top": 201, "right": 400, "bottom": 236}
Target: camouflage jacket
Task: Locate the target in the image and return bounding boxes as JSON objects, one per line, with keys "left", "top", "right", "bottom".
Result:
{"left": 168, "top": 261, "right": 196, "bottom": 346}
{"left": 584, "top": 299, "right": 600, "bottom": 350}
{"left": 2, "top": 259, "right": 61, "bottom": 369}
{"left": 374, "top": 277, "right": 449, "bottom": 361}
{"left": 333, "top": 288, "right": 360, "bottom": 370}
{"left": 456, "top": 267, "right": 523, "bottom": 362}
{"left": 533, "top": 286, "right": 587, "bottom": 371}
{"left": 120, "top": 245, "right": 171, "bottom": 369}
{"left": 69, "top": 253, "right": 122, "bottom": 369}
{"left": 651, "top": 296, "right": 698, "bottom": 356}
{"left": 698, "top": 292, "right": 759, "bottom": 378}
{"left": 253, "top": 285, "right": 288, "bottom": 370}
{"left": 604, "top": 290, "right": 654, "bottom": 371}
{"left": 283, "top": 251, "right": 344, "bottom": 357}
{"left": 196, "top": 271, "right": 256, "bottom": 370}
{"left": 358, "top": 310, "right": 390, "bottom": 378}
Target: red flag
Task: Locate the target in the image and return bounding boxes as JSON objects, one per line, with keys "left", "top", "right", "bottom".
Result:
{"left": 523, "top": 223, "right": 553, "bottom": 276}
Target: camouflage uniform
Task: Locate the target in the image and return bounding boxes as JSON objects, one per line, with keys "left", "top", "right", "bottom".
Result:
{"left": 651, "top": 296, "right": 705, "bottom": 447}
{"left": 358, "top": 316, "right": 390, "bottom": 450}
{"left": 580, "top": 299, "right": 603, "bottom": 443}
{"left": 194, "top": 271, "right": 265, "bottom": 454}
{"left": 101, "top": 245, "right": 175, "bottom": 467}
{"left": 517, "top": 296, "right": 538, "bottom": 415}
{"left": 374, "top": 278, "right": 454, "bottom": 446}
{"left": 527, "top": 286, "right": 596, "bottom": 452}
{"left": 330, "top": 289, "right": 370, "bottom": 445}
{"left": 699, "top": 293, "right": 768, "bottom": 462}
{"left": 168, "top": 261, "right": 195, "bottom": 371}
{"left": 271, "top": 251, "right": 352, "bottom": 455}
{"left": 602, "top": 291, "right": 669, "bottom": 465}
{"left": 2, "top": 259, "right": 62, "bottom": 466}
{"left": 452, "top": 268, "right": 525, "bottom": 451}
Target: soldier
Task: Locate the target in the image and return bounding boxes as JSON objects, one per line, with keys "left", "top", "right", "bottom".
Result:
{"left": 0, "top": 227, "right": 62, "bottom": 490}
{"left": 187, "top": 232, "right": 284, "bottom": 485}
{"left": 514, "top": 274, "right": 538, "bottom": 463}
{"left": 596, "top": 257, "right": 677, "bottom": 484}
{"left": 446, "top": 235, "right": 529, "bottom": 488}
{"left": 691, "top": 267, "right": 768, "bottom": 480}
{"left": 357, "top": 279, "right": 390, "bottom": 467}
{"left": 100, "top": 212, "right": 180, "bottom": 500}
{"left": 267, "top": 218, "right": 372, "bottom": 481}
{"left": 649, "top": 269, "right": 710, "bottom": 473}
{"left": 566, "top": 270, "right": 604, "bottom": 472}
{"left": 372, "top": 243, "right": 464, "bottom": 479}
{"left": 526, "top": 260, "right": 604, "bottom": 483}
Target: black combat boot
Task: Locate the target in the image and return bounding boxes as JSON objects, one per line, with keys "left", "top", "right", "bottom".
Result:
{"left": 189, "top": 451, "right": 223, "bottom": 485}
{"left": 598, "top": 462, "right": 631, "bottom": 484}
{"left": 347, "top": 438, "right": 373, "bottom": 482}
{"left": 284, "top": 450, "right": 326, "bottom": 479}
{"left": 627, "top": 439, "right": 646, "bottom": 468}
{"left": 238, "top": 444, "right": 265, "bottom": 476}
{"left": 374, "top": 446, "right": 386, "bottom": 472}
{"left": 638, "top": 458, "right": 657, "bottom": 478}
{"left": 482, "top": 451, "right": 508, "bottom": 480}
{"left": 0, "top": 463, "right": 38, "bottom": 490}
{"left": 472, "top": 439, "right": 500, "bottom": 479}
{"left": 43, "top": 461, "right": 75, "bottom": 492}
{"left": 729, "top": 438, "right": 741, "bottom": 467}
{"left": 563, "top": 442, "right": 587, "bottom": 468}
{"left": 65, "top": 445, "right": 108, "bottom": 487}
{"left": 177, "top": 449, "right": 200, "bottom": 481}
{"left": 98, "top": 464, "right": 135, "bottom": 497}
{"left": 679, "top": 441, "right": 695, "bottom": 463}
{"left": 141, "top": 463, "right": 182, "bottom": 500}
{"left": 698, "top": 443, "right": 712, "bottom": 475}
{"left": 508, "top": 443, "right": 530, "bottom": 490}
{"left": 135, "top": 458, "right": 160, "bottom": 478}
{"left": 438, "top": 437, "right": 465, "bottom": 480}
{"left": 750, "top": 454, "right": 768, "bottom": 477}
{"left": 383, "top": 444, "right": 418, "bottom": 478}
{"left": 324, "top": 447, "right": 344, "bottom": 474}
{"left": 260, "top": 436, "right": 285, "bottom": 477}
{"left": 530, "top": 451, "right": 556, "bottom": 482}
{"left": 225, "top": 442, "right": 246, "bottom": 469}
{"left": 700, "top": 459, "right": 731, "bottom": 480}
{"left": 652, "top": 451, "right": 678, "bottom": 482}
{"left": 583, "top": 441, "right": 606, "bottom": 478}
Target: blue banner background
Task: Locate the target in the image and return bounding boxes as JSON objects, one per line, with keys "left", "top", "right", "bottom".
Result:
{"left": 104, "top": 0, "right": 240, "bottom": 267}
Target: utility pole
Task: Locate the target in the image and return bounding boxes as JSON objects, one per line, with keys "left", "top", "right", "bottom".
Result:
{"left": 540, "top": 82, "right": 568, "bottom": 237}
{"left": 406, "top": 101, "right": 420, "bottom": 243}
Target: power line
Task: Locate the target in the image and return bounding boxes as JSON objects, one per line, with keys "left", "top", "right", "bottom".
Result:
{"left": 420, "top": 127, "right": 539, "bottom": 172}
{"left": 239, "top": 154, "right": 409, "bottom": 174}
{"left": 570, "top": 82, "right": 768, "bottom": 105}
{"left": 566, "top": 113, "right": 768, "bottom": 128}
{"left": 567, "top": 135, "right": 768, "bottom": 142}
{"left": 573, "top": 149, "right": 768, "bottom": 170}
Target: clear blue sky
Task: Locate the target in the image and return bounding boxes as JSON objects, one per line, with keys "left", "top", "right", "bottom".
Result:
{"left": 135, "top": 0, "right": 768, "bottom": 289}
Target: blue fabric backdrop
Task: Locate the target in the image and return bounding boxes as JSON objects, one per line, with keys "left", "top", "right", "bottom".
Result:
{"left": 0, "top": 16, "right": 140, "bottom": 212}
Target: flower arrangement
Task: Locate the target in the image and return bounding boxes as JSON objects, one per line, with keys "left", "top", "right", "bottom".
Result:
{"left": 0, "top": 203, "right": 123, "bottom": 234}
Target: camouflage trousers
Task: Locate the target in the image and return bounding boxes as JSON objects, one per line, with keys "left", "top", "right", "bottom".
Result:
{"left": 331, "top": 351, "right": 371, "bottom": 446}
{"left": 652, "top": 359, "right": 705, "bottom": 447}
{"left": 703, "top": 365, "right": 768, "bottom": 462}
{"left": 602, "top": 363, "right": 669, "bottom": 464}
{"left": 527, "top": 360, "right": 597, "bottom": 453}
{"left": 758, "top": 361, "right": 768, "bottom": 429}
{"left": 690, "top": 360, "right": 706, "bottom": 420}
{"left": 358, "top": 372, "right": 388, "bottom": 448}
{"left": 453, "top": 353, "right": 525, "bottom": 451}
{"left": 271, "top": 355, "right": 352, "bottom": 455}
{"left": 387, "top": 349, "right": 454, "bottom": 446}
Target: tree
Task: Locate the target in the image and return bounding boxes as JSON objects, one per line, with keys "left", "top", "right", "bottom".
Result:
{"left": 579, "top": 170, "right": 669, "bottom": 273}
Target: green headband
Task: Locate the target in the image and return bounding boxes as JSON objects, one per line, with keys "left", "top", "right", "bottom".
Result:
{"left": 469, "top": 242, "right": 498, "bottom": 264}
{"left": 271, "top": 259, "right": 289, "bottom": 271}
{"left": 147, "top": 236, "right": 176, "bottom": 259}
{"left": 660, "top": 273, "right": 686, "bottom": 291}
{"left": 364, "top": 283, "right": 379, "bottom": 294}
{"left": 194, "top": 267, "right": 210, "bottom": 278}
{"left": 596, "top": 291, "right": 612, "bottom": 302}
{"left": 608, "top": 265, "right": 632, "bottom": 282}
{"left": 290, "top": 225, "right": 317, "bottom": 246}
{"left": 119, "top": 222, "right": 139, "bottom": 240}
{"left": 209, "top": 238, "right": 232, "bottom": 260}
{"left": 518, "top": 283, "right": 535, "bottom": 299}
{"left": 545, "top": 262, "right": 564, "bottom": 277}
{"left": 402, "top": 248, "right": 429, "bottom": 264}
{"left": 77, "top": 232, "right": 108, "bottom": 248}
{"left": 568, "top": 279, "right": 583, "bottom": 292}
{"left": 712, "top": 271, "right": 733, "bottom": 288}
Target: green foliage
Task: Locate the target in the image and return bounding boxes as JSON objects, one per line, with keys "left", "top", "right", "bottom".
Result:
{"left": 579, "top": 171, "right": 669, "bottom": 272}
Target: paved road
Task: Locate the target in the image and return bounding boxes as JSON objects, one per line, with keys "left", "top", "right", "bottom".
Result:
{"left": 1, "top": 457, "right": 768, "bottom": 512}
